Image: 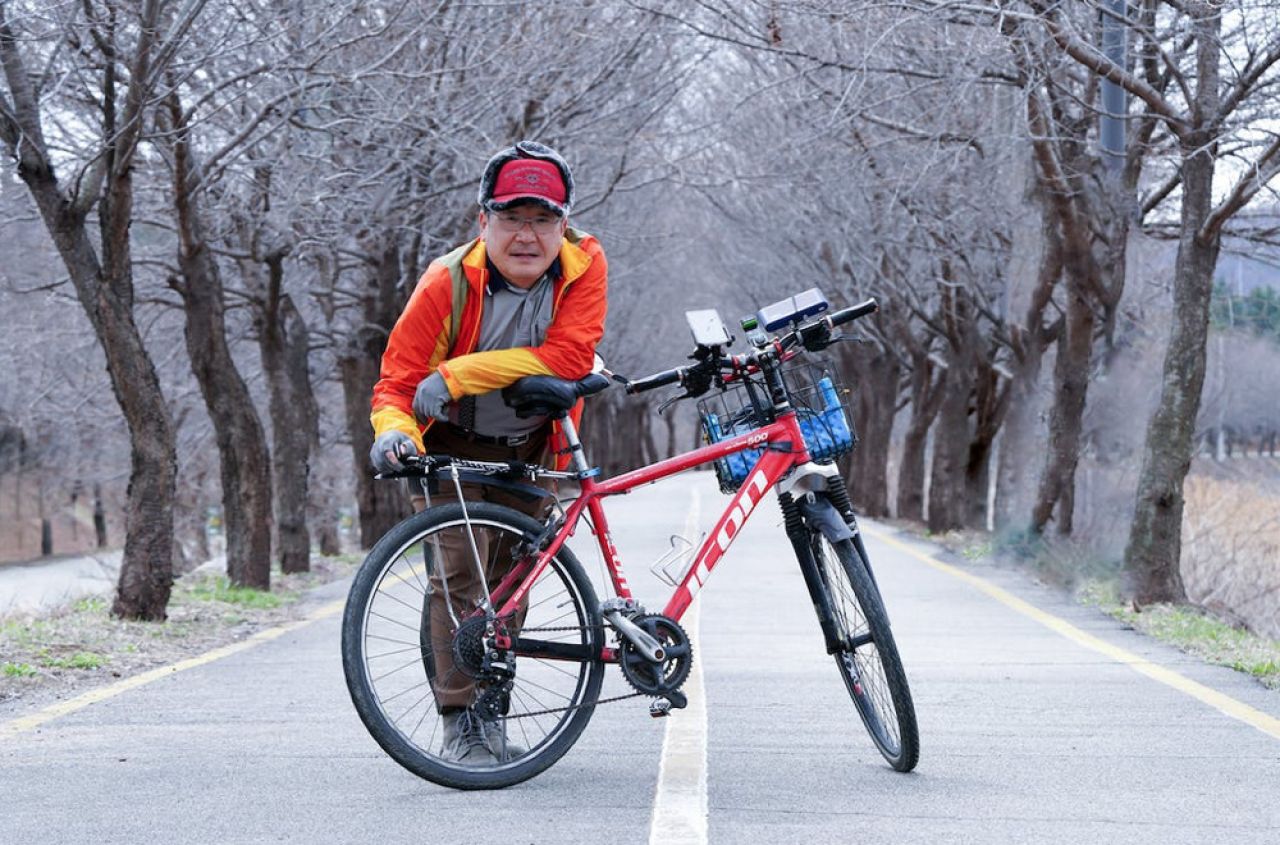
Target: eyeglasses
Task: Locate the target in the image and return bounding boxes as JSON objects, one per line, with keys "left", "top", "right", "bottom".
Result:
{"left": 489, "top": 211, "right": 563, "bottom": 236}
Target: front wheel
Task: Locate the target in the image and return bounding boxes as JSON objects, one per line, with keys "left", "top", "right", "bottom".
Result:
{"left": 341, "top": 502, "right": 605, "bottom": 789}
{"left": 811, "top": 531, "right": 920, "bottom": 772}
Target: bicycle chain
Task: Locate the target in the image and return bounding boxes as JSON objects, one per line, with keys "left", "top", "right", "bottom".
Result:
{"left": 488, "top": 623, "right": 645, "bottom": 721}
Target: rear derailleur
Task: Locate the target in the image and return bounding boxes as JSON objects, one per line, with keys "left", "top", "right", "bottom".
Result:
{"left": 452, "top": 614, "right": 515, "bottom": 721}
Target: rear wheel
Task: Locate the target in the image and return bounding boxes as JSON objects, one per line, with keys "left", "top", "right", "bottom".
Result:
{"left": 811, "top": 531, "right": 919, "bottom": 772}
{"left": 342, "top": 503, "right": 604, "bottom": 789}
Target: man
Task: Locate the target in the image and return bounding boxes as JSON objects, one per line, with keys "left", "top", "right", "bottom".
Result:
{"left": 368, "top": 141, "right": 607, "bottom": 764}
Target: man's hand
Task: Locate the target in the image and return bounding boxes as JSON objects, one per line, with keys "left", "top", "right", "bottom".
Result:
{"left": 413, "top": 372, "right": 453, "bottom": 424}
{"left": 370, "top": 430, "right": 419, "bottom": 474}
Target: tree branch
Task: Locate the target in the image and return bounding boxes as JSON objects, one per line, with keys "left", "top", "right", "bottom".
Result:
{"left": 1034, "top": 2, "right": 1184, "bottom": 134}
{"left": 1201, "top": 132, "right": 1280, "bottom": 241}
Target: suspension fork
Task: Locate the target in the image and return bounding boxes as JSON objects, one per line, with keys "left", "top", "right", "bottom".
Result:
{"left": 824, "top": 477, "right": 884, "bottom": 606}
{"left": 778, "top": 491, "right": 844, "bottom": 655}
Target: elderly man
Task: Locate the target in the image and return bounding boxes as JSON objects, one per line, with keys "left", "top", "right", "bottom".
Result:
{"left": 368, "top": 141, "right": 608, "bottom": 764}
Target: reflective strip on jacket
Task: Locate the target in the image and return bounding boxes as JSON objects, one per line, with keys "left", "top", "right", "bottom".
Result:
{"left": 370, "top": 228, "right": 608, "bottom": 470}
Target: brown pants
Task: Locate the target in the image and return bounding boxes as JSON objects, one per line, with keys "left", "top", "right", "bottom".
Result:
{"left": 414, "top": 424, "right": 551, "bottom": 710}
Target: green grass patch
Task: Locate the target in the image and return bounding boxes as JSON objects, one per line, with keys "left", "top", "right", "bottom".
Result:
{"left": 2, "top": 618, "right": 51, "bottom": 648}
{"left": 1080, "top": 585, "right": 1280, "bottom": 689}
{"left": 183, "top": 577, "right": 287, "bottom": 609}
{"left": 40, "top": 652, "right": 106, "bottom": 670}
{"left": 73, "top": 597, "right": 108, "bottom": 614}
{"left": 3, "top": 662, "right": 38, "bottom": 677}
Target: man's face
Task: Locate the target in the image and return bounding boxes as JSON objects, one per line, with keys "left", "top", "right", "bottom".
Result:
{"left": 480, "top": 204, "right": 567, "bottom": 288}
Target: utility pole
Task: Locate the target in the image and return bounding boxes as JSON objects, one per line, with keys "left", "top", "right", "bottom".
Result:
{"left": 1100, "top": 0, "right": 1127, "bottom": 176}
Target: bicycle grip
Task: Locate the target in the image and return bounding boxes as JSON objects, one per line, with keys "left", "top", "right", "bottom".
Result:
{"left": 626, "top": 367, "right": 684, "bottom": 394}
{"left": 829, "top": 298, "right": 878, "bottom": 327}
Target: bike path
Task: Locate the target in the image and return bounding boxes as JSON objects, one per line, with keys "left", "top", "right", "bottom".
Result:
{"left": 2, "top": 472, "right": 1279, "bottom": 843}
{"left": 0, "top": 482, "right": 696, "bottom": 845}
{"left": 698, "top": 496, "right": 1280, "bottom": 845}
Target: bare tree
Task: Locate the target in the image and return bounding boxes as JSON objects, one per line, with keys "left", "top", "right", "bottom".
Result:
{"left": 1028, "top": 1, "right": 1280, "bottom": 601}
{"left": 0, "top": 0, "right": 178, "bottom": 618}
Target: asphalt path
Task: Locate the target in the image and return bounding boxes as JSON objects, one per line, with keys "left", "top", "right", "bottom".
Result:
{"left": 2, "top": 472, "right": 1278, "bottom": 844}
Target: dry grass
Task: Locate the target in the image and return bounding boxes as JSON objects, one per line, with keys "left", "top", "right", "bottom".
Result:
{"left": 0, "top": 554, "right": 360, "bottom": 717}
{"left": 1181, "top": 469, "right": 1280, "bottom": 639}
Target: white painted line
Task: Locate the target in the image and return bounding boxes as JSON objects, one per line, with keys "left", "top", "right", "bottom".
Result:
{"left": 649, "top": 488, "right": 708, "bottom": 845}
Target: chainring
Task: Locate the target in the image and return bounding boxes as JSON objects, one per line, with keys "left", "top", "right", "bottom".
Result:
{"left": 618, "top": 614, "right": 693, "bottom": 696}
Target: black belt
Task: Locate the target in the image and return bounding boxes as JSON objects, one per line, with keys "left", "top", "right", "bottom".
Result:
{"left": 444, "top": 423, "right": 535, "bottom": 447}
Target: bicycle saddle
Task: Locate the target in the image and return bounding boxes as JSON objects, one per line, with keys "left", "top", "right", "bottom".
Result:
{"left": 502, "top": 372, "right": 611, "bottom": 419}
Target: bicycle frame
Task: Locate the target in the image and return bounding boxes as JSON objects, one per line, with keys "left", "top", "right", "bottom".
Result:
{"left": 485, "top": 406, "right": 814, "bottom": 656}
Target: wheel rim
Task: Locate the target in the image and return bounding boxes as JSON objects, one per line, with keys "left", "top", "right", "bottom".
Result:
{"left": 355, "top": 517, "right": 595, "bottom": 773}
{"left": 814, "top": 536, "right": 903, "bottom": 759}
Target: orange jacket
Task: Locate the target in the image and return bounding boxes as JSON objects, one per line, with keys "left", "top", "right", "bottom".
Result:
{"left": 371, "top": 228, "right": 608, "bottom": 469}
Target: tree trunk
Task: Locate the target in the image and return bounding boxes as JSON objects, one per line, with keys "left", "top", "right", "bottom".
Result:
{"left": 896, "top": 359, "right": 943, "bottom": 521}
{"left": 341, "top": 235, "right": 413, "bottom": 549}
{"left": 1030, "top": 279, "right": 1095, "bottom": 535}
{"left": 93, "top": 483, "right": 108, "bottom": 549}
{"left": 342, "top": 352, "right": 411, "bottom": 548}
{"left": 963, "top": 361, "right": 1009, "bottom": 529}
{"left": 995, "top": 348, "right": 1046, "bottom": 530}
{"left": 845, "top": 342, "right": 899, "bottom": 518}
{"left": 1124, "top": 136, "right": 1221, "bottom": 603}
{"left": 164, "top": 95, "right": 274, "bottom": 590}
{"left": 927, "top": 364, "right": 974, "bottom": 533}
{"left": 2, "top": 7, "right": 177, "bottom": 618}
{"left": 256, "top": 253, "right": 319, "bottom": 574}
{"left": 174, "top": 246, "right": 275, "bottom": 589}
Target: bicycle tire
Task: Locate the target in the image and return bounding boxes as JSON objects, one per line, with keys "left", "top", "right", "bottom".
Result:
{"left": 810, "top": 531, "right": 920, "bottom": 772}
{"left": 342, "top": 502, "right": 605, "bottom": 789}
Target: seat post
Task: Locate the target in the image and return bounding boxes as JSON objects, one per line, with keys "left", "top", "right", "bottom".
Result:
{"left": 556, "top": 415, "right": 592, "bottom": 475}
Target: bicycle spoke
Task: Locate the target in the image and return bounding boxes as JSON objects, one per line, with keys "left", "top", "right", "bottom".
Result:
{"left": 367, "top": 609, "right": 422, "bottom": 634}
{"left": 371, "top": 655, "right": 429, "bottom": 685}
{"left": 394, "top": 688, "right": 435, "bottom": 724}
{"left": 367, "top": 645, "right": 422, "bottom": 660}
{"left": 344, "top": 508, "right": 605, "bottom": 787}
{"left": 364, "top": 633, "right": 420, "bottom": 648}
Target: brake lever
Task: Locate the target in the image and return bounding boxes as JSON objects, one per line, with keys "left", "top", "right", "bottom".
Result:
{"left": 801, "top": 328, "right": 864, "bottom": 352}
{"left": 657, "top": 392, "right": 689, "bottom": 415}
{"left": 606, "top": 369, "right": 632, "bottom": 389}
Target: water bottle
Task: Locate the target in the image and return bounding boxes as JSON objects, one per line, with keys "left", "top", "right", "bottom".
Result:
{"left": 704, "top": 412, "right": 724, "bottom": 444}
{"left": 818, "top": 377, "right": 852, "bottom": 455}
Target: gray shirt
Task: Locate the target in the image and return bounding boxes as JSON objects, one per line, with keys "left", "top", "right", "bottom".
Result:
{"left": 448, "top": 262, "right": 557, "bottom": 436}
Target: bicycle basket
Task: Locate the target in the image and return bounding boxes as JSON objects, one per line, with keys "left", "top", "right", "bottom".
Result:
{"left": 696, "top": 358, "right": 857, "bottom": 494}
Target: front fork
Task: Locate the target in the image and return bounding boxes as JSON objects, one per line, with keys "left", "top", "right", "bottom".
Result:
{"left": 779, "top": 491, "right": 846, "bottom": 655}
{"left": 823, "top": 478, "right": 884, "bottom": 604}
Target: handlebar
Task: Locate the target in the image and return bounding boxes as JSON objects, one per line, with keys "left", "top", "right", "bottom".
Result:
{"left": 829, "top": 297, "right": 879, "bottom": 327}
{"left": 624, "top": 296, "right": 878, "bottom": 395}
{"left": 624, "top": 366, "right": 688, "bottom": 394}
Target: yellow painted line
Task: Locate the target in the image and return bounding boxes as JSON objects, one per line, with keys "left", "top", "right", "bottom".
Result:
{"left": 863, "top": 525, "right": 1280, "bottom": 741}
{"left": 865, "top": 527, "right": 1280, "bottom": 737}
{"left": 1, "top": 599, "right": 345, "bottom": 740}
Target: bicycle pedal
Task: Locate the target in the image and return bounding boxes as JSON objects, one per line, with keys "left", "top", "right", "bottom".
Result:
{"left": 648, "top": 691, "right": 688, "bottom": 718}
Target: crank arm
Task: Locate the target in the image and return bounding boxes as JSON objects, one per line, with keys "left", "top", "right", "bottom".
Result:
{"left": 604, "top": 610, "right": 667, "bottom": 662}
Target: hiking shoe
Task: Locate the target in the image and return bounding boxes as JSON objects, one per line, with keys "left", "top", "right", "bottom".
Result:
{"left": 477, "top": 715, "right": 527, "bottom": 761}
{"left": 441, "top": 709, "right": 496, "bottom": 766}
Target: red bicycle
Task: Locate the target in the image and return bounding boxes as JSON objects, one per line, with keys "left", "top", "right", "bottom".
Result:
{"left": 342, "top": 289, "right": 919, "bottom": 789}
